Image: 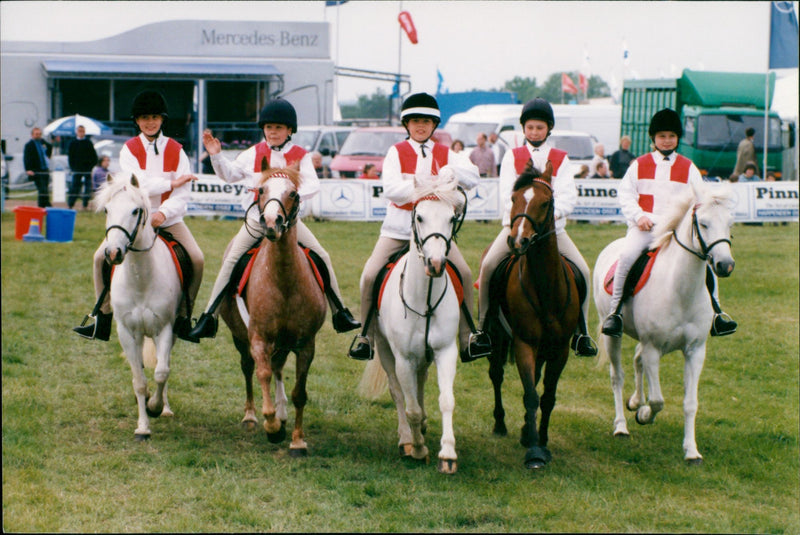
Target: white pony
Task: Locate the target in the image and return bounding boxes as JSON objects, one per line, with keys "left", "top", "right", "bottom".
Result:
{"left": 359, "top": 177, "right": 465, "bottom": 474}
{"left": 593, "top": 182, "right": 735, "bottom": 463}
{"left": 95, "top": 172, "right": 182, "bottom": 441}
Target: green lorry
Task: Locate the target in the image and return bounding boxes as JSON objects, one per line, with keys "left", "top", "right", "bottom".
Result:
{"left": 621, "top": 69, "right": 796, "bottom": 179}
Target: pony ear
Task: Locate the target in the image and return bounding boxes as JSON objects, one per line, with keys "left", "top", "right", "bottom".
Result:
{"left": 130, "top": 174, "right": 140, "bottom": 188}
{"left": 543, "top": 161, "right": 553, "bottom": 181}
{"left": 261, "top": 156, "right": 269, "bottom": 172}
{"left": 106, "top": 173, "right": 113, "bottom": 184}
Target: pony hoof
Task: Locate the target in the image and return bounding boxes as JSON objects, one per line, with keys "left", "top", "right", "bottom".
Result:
{"left": 399, "top": 444, "right": 414, "bottom": 458}
{"left": 266, "top": 423, "right": 287, "bottom": 444}
{"left": 524, "top": 446, "right": 551, "bottom": 470}
{"left": 493, "top": 422, "right": 508, "bottom": 436}
{"left": 634, "top": 409, "right": 652, "bottom": 426}
{"left": 686, "top": 457, "right": 704, "bottom": 466}
{"left": 437, "top": 458, "right": 458, "bottom": 474}
{"left": 134, "top": 433, "right": 150, "bottom": 442}
{"left": 626, "top": 398, "right": 639, "bottom": 411}
{"left": 613, "top": 431, "right": 631, "bottom": 438}
{"left": 241, "top": 419, "right": 257, "bottom": 431}
{"left": 161, "top": 408, "right": 174, "bottom": 418}
{"left": 145, "top": 407, "right": 162, "bottom": 418}
{"left": 289, "top": 447, "right": 308, "bottom": 458}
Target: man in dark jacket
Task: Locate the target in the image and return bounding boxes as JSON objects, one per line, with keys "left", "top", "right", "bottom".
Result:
{"left": 23, "top": 126, "right": 53, "bottom": 207}
{"left": 609, "top": 135, "right": 635, "bottom": 178}
{"left": 67, "top": 125, "right": 98, "bottom": 209}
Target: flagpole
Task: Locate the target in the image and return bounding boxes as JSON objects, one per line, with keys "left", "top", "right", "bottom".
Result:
{"left": 764, "top": 3, "right": 772, "bottom": 178}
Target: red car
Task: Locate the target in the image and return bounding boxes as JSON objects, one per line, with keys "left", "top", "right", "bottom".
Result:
{"left": 330, "top": 126, "right": 452, "bottom": 178}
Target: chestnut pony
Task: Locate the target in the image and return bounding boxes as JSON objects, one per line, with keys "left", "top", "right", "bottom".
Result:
{"left": 219, "top": 159, "right": 326, "bottom": 457}
{"left": 481, "top": 161, "right": 579, "bottom": 470}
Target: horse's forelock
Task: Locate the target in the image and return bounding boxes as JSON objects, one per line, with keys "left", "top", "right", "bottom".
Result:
{"left": 258, "top": 166, "right": 301, "bottom": 189}
{"left": 512, "top": 163, "right": 544, "bottom": 192}
{"left": 413, "top": 177, "right": 464, "bottom": 211}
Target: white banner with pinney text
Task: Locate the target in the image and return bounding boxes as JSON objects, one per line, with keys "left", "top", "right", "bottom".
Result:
{"left": 186, "top": 177, "right": 799, "bottom": 223}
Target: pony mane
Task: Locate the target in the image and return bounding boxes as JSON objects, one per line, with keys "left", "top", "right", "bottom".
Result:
{"left": 93, "top": 172, "right": 151, "bottom": 213}
{"left": 413, "top": 176, "right": 465, "bottom": 212}
{"left": 512, "top": 162, "right": 543, "bottom": 192}
{"left": 650, "top": 182, "right": 733, "bottom": 249}
{"left": 257, "top": 163, "right": 301, "bottom": 190}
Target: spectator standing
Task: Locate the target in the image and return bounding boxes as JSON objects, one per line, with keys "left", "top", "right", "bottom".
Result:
{"left": 488, "top": 132, "right": 506, "bottom": 175}
{"left": 737, "top": 162, "right": 761, "bottom": 182}
{"left": 469, "top": 132, "right": 496, "bottom": 177}
{"left": 311, "top": 150, "right": 332, "bottom": 178}
{"left": 590, "top": 143, "right": 609, "bottom": 177}
{"left": 609, "top": 135, "right": 635, "bottom": 178}
{"left": 733, "top": 127, "right": 758, "bottom": 177}
{"left": 23, "top": 126, "right": 53, "bottom": 207}
{"left": 67, "top": 125, "right": 98, "bottom": 210}
{"left": 91, "top": 155, "right": 111, "bottom": 193}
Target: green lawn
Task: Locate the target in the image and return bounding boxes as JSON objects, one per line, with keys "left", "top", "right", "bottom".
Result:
{"left": 3, "top": 211, "right": 798, "bottom": 533}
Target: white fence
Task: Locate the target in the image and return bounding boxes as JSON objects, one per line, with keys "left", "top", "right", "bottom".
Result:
{"left": 187, "top": 177, "right": 799, "bottom": 223}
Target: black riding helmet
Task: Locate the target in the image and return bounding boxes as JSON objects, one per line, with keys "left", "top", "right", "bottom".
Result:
{"left": 131, "top": 90, "right": 169, "bottom": 120}
{"left": 649, "top": 108, "right": 683, "bottom": 138}
{"left": 258, "top": 99, "right": 298, "bottom": 133}
{"left": 519, "top": 97, "right": 555, "bottom": 130}
{"left": 400, "top": 93, "right": 441, "bottom": 129}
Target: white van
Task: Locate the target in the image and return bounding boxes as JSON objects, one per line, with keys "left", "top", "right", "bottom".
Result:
{"left": 444, "top": 104, "right": 522, "bottom": 148}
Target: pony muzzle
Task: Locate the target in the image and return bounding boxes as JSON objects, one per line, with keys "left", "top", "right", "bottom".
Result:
{"left": 105, "top": 246, "right": 126, "bottom": 265}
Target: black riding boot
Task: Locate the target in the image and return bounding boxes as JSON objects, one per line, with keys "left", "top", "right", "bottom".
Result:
{"left": 601, "top": 299, "right": 624, "bottom": 338}
{"left": 348, "top": 334, "right": 373, "bottom": 361}
{"left": 707, "top": 266, "right": 737, "bottom": 336}
{"left": 73, "top": 311, "right": 113, "bottom": 341}
{"left": 189, "top": 312, "right": 218, "bottom": 339}
{"left": 174, "top": 315, "right": 200, "bottom": 343}
{"left": 462, "top": 331, "right": 492, "bottom": 362}
{"left": 332, "top": 307, "right": 361, "bottom": 333}
{"left": 571, "top": 310, "right": 598, "bottom": 357}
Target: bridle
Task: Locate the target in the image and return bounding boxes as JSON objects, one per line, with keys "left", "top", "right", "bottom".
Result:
{"left": 672, "top": 205, "right": 732, "bottom": 261}
{"left": 245, "top": 174, "right": 300, "bottom": 238}
{"left": 411, "top": 195, "right": 455, "bottom": 258}
{"left": 508, "top": 178, "right": 573, "bottom": 325}
{"left": 508, "top": 179, "right": 556, "bottom": 256}
{"left": 403, "top": 192, "right": 466, "bottom": 363}
{"left": 104, "top": 194, "right": 156, "bottom": 252}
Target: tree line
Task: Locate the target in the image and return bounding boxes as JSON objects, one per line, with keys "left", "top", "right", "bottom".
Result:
{"left": 340, "top": 71, "right": 611, "bottom": 120}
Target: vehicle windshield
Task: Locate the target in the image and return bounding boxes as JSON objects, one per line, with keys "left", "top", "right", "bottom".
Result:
{"left": 549, "top": 135, "right": 594, "bottom": 160}
{"left": 339, "top": 131, "right": 407, "bottom": 156}
{"left": 292, "top": 130, "right": 319, "bottom": 152}
{"left": 695, "top": 114, "right": 782, "bottom": 151}
{"left": 444, "top": 122, "right": 497, "bottom": 147}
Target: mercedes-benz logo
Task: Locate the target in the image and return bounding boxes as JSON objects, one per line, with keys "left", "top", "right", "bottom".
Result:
{"left": 331, "top": 185, "right": 354, "bottom": 208}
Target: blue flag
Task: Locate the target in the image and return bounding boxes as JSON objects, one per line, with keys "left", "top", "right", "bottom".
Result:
{"left": 325, "top": 0, "right": 348, "bottom": 6}
{"left": 769, "top": 1, "right": 799, "bottom": 69}
{"left": 436, "top": 69, "right": 444, "bottom": 94}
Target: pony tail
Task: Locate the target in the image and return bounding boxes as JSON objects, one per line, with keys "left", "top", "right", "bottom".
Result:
{"left": 358, "top": 356, "right": 387, "bottom": 400}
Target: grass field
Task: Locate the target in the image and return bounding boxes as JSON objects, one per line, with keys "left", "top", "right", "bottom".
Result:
{"left": 2, "top": 210, "right": 799, "bottom": 533}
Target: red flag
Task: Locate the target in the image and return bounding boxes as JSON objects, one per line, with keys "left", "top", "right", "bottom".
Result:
{"left": 562, "top": 73, "right": 578, "bottom": 94}
{"left": 579, "top": 73, "right": 588, "bottom": 94}
{"left": 398, "top": 11, "right": 418, "bottom": 44}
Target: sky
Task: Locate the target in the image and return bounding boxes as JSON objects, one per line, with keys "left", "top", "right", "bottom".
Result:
{"left": 1, "top": 0, "right": 798, "bottom": 105}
